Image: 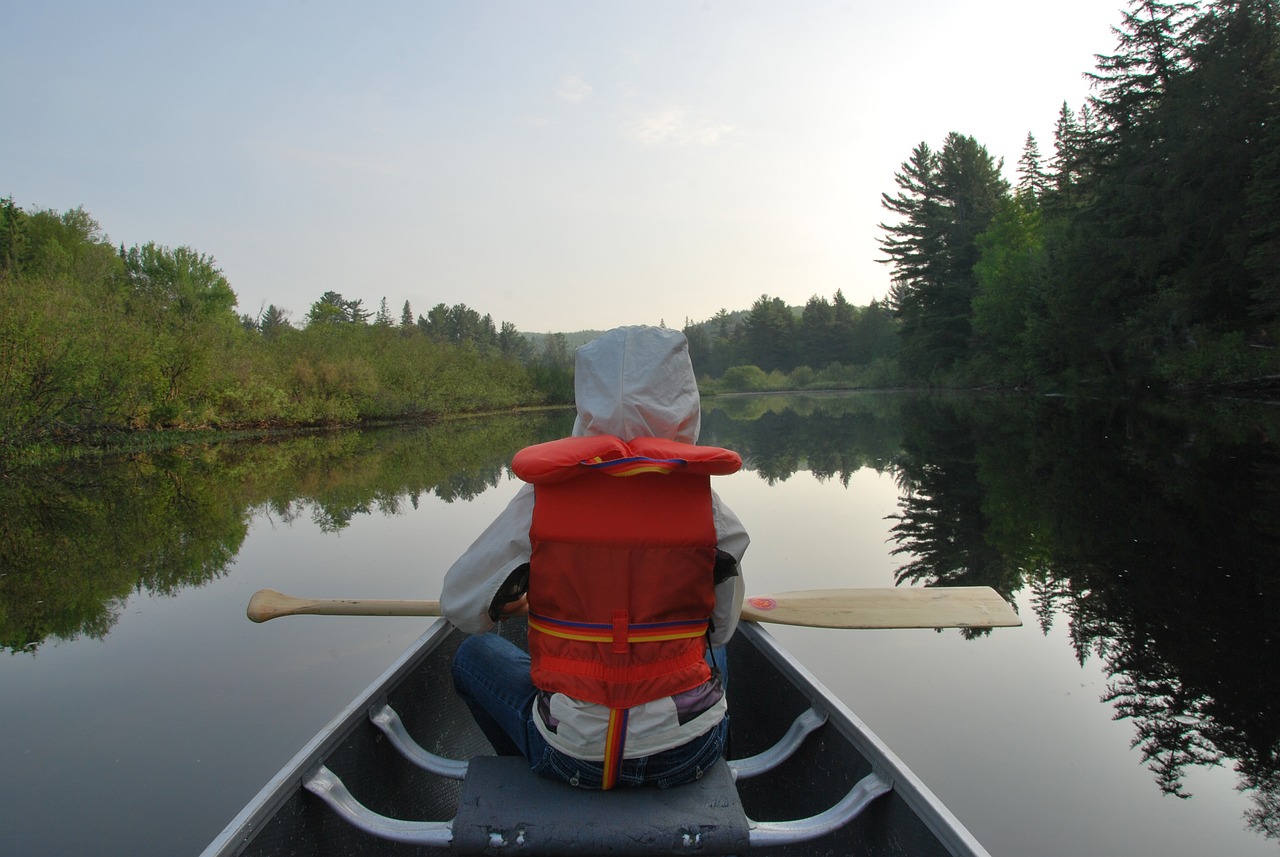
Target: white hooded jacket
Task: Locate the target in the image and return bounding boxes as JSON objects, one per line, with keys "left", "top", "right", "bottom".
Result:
{"left": 440, "top": 325, "right": 749, "bottom": 760}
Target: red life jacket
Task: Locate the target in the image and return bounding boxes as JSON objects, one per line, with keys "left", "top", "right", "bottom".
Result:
{"left": 511, "top": 435, "right": 742, "bottom": 713}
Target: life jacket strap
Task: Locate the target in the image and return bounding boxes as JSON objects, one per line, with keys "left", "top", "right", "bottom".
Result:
{"left": 528, "top": 614, "right": 710, "bottom": 648}
{"left": 602, "top": 707, "right": 629, "bottom": 791}
{"left": 534, "top": 645, "right": 709, "bottom": 686}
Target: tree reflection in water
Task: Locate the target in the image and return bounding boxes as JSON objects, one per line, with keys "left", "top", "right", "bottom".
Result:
{"left": 5, "top": 393, "right": 1277, "bottom": 837}
{"left": 0, "top": 412, "right": 572, "bottom": 655}
{"left": 707, "top": 392, "right": 1279, "bottom": 838}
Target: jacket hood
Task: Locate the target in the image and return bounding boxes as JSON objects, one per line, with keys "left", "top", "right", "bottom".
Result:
{"left": 571, "top": 325, "right": 701, "bottom": 443}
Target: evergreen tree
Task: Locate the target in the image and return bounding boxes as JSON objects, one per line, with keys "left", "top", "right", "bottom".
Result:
{"left": 681, "top": 319, "right": 711, "bottom": 375}
{"left": 258, "top": 304, "right": 291, "bottom": 339}
{"left": 375, "top": 297, "right": 394, "bottom": 327}
{"left": 830, "top": 290, "right": 858, "bottom": 364}
{"left": 742, "top": 294, "right": 797, "bottom": 373}
{"left": 1157, "top": 0, "right": 1280, "bottom": 330}
{"left": 498, "top": 321, "right": 530, "bottom": 360}
{"left": 539, "top": 331, "right": 571, "bottom": 368}
{"left": 972, "top": 195, "right": 1044, "bottom": 380}
{"left": 0, "top": 197, "right": 27, "bottom": 278}
{"left": 879, "top": 142, "right": 944, "bottom": 292}
{"left": 799, "top": 295, "right": 834, "bottom": 367}
{"left": 307, "top": 291, "right": 370, "bottom": 326}
{"left": 880, "top": 133, "right": 1010, "bottom": 377}
{"left": 1243, "top": 6, "right": 1280, "bottom": 321}
{"left": 848, "top": 299, "right": 900, "bottom": 365}
{"left": 420, "top": 303, "right": 450, "bottom": 339}
{"left": 1087, "top": 0, "right": 1197, "bottom": 147}
{"left": 1016, "top": 133, "right": 1051, "bottom": 201}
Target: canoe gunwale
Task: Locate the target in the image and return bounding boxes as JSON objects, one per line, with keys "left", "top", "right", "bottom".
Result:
{"left": 199, "top": 618, "right": 457, "bottom": 857}
{"left": 736, "top": 621, "right": 992, "bottom": 857}
{"left": 203, "top": 618, "right": 992, "bottom": 857}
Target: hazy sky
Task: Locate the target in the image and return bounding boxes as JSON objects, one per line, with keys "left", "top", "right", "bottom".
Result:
{"left": 5, "top": 1, "right": 1127, "bottom": 333}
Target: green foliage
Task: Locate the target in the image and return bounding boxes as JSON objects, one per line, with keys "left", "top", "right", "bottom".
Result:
{"left": 743, "top": 295, "right": 797, "bottom": 372}
{"left": 702, "top": 354, "right": 906, "bottom": 395}
{"left": 720, "top": 365, "right": 770, "bottom": 392}
{"left": 880, "top": 133, "right": 1010, "bottom": 378}
{"left": 307, "top": 290, "right": 371, "bottom": 326}
{"left": 878, "top": 1, "right": 1280, "bottom": 393}
{"left": 0, "top": 197, "right": 28, "bottom": 276}
{"left": 700, "top": 392, "right": 908, "bottom": 483}
{"left": 0, "top": 412, "right": 574, "bottom": 653}
{"left": 685, "top": 294, "right": 899, "bottom": 390}
{"left": 0, "top": 202, "right": 553, "bottom": 453}
{"left": 971, "top": 195, "right": 1045, "bottom": 382}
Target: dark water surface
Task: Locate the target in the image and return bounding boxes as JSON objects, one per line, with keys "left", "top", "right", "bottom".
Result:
{"left": 1, "top": 394, "right": 1276, "bottom": 856}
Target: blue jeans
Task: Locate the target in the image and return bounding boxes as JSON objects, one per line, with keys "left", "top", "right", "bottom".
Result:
{"left": 451, "top": 632, "right": 728, "bottom": 790}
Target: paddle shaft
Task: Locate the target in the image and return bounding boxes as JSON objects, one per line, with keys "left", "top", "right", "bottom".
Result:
{"left": 247, "top": 590, "right": 442, "bottom": 623}
{"left": 247, "top": 586, "right": 1019, "bottom": 630}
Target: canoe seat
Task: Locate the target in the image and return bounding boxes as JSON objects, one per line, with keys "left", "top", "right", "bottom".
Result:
{"left": 453, "top": 755, "right": 749, "bottom": 855}
{"left": 307, "top": 702, "right": 893, "bottom": 852}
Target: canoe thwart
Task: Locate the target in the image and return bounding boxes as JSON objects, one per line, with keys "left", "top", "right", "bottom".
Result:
{"left": 304, "top": 765, "right": 453, "bottom": 847}
{"left": 748, "top": 771, "right": 893, "bottom": 846}
{"left": 208, "top": 615, "right": 986, "bottom": 857}
{"left": 729, "top": 706, "right": 827, "bottom": 781}
{"left": 305, "top": 754, "right": 893, "bottom": 854}
{"left": 369, "top": 703, "right": 469, "bottom": 780}
{"left": 306, "top": 709, "right": 894, "bottom": 853}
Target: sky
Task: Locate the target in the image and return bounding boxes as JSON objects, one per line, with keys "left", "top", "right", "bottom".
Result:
{"left": 4, "top": 0, "right": 1128, "bottom": 334}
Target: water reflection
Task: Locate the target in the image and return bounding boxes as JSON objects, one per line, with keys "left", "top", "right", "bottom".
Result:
{"left": 3, "top": 393, "right": 1277, "bottom": 840}
{"left": 0, "top": 412, "right": 573, "bottom": 655}
{"left": 702, "top": 392, "right": 904, "bottom": 484}
{"left": 707, "top": 392, "right": 1280, "bottom": 837}
{"left": 902, "top": 396, "right": 1278, "bottom": 833}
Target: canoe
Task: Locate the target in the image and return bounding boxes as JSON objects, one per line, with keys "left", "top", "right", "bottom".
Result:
{"left": 202, "top": 617, "right": 991, "bottom": 856}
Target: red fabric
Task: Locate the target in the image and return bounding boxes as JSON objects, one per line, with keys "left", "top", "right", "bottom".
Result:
{"left": 516, "top": 435, "right": 739, "bottom": 710}
{"left": 513, "top": 435, "right": 742, "bottom": 484}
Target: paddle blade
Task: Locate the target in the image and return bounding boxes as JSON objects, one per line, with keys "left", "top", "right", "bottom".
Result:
{"left": 740, "top": 586, "right": 1021, "bottom": 629}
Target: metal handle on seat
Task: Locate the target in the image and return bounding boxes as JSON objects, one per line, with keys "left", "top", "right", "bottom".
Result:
{"left": 304, "top": 765, "right": 454, "bottom": 847}
{"left": 747, "top": 771, "right": 893, "bottom": 846}
{"left": 369, "top": 703, "right": 470, "bottom": 779}
{"left": 728, "top": 706, "right": 827, "bottom": 781}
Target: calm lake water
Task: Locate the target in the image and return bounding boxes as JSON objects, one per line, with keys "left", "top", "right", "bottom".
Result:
{"left": 1, "top": 392, "right": 1277, "bottom": 856}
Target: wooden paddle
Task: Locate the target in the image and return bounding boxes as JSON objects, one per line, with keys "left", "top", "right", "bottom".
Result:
{"left": 246, "top": 586, "right": 1020, "bottom": 630}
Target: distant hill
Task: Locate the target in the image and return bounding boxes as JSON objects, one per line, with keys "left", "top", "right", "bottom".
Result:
{"left": 523, "top": 330, "right": 607, "bottom": 352}
{"left": 522, "top": 308, "right": 760, "bottom": 350}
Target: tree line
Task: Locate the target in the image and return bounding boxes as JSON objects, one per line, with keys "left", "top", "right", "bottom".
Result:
{"left": 879, "top": 0, "right": 1280, "bottom": 390}
{"left": 0, "top": 201, "right": 575, "bottom": 453}
{"left": 681, "top": 292, "right": 901, "bottom": 393}
{"left": 679, "top": 4, "right": 1280, "bottom": 396}
{"left": 6, "top": 1, "right": 1277, "bottom": 452}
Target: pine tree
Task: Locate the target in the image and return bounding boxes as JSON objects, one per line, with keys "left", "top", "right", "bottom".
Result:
{"left": 1016, "top": 133, "right": 1051, "bottom": 201}
{"left": 375, "top": 297, "right": 394, "bottom": 327}
{"left": 878, "top": 142, "right": 943, "bottom": 292}
{"left": 1087, "top": 0, "right": 1196, "bottom": 146}
{"left": 879, "top": 134, "right": 1010, "bottom": 377}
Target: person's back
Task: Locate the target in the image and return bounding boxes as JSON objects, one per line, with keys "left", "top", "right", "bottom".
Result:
{"left": 441, "top": 325, "right": 749, "bottom": 789}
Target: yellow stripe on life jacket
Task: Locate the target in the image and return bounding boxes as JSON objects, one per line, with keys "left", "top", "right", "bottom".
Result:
{"left": 528, "top": 614, "right": 708, "bottom": 646}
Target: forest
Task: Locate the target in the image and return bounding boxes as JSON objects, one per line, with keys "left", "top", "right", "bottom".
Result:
{"left": 695, "top": 0, "right": 1280, "bottom": 395}
{"left": 3, "top": 0, "right": 1278, "bottom": 456}
{"left": 877, "top": 0, "right": 1280, "bottom": 391}
{"left": 0, "top": 201, "right": 579, "bottom": 454}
